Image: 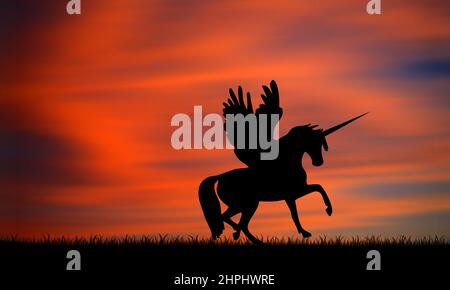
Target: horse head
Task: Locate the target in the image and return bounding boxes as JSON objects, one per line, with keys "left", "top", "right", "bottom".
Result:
{"left": 287, "top": 112, "right": 368, "bottom": 167}
{"left": 286, "top": 125, "right": 327, "bottom": 166}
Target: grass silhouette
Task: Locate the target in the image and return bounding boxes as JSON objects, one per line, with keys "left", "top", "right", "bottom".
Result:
{"left": 1, "top": 234, "right": 447, "bottom": 247}
{"left": 1, "top": 233, "right": 448, "bottom": 288}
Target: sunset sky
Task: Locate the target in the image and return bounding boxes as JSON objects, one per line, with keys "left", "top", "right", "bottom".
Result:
{"left": 1, "top": 0, "right": 449, "bottom": 239}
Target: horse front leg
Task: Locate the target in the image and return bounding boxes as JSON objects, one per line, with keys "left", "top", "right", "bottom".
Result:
{"left": 305, "top": 184, "right": 333, "bottom": 216}
{"left": 285, "top": 199, "right": 311, "bottom": 238}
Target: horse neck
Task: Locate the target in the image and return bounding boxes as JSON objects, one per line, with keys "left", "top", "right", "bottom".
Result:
{"left": 297, "top": 148, "right": 307, "bottom": 172}
{"left": 279, "top": 139, "right": 307, "bottom": 172}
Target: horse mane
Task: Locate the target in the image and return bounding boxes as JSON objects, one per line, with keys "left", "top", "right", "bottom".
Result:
{"left": 281, "top": 124, "right": 327, "bottom": 150}
{"left": 287, "top": 124, "right": 323, "bottom": 137}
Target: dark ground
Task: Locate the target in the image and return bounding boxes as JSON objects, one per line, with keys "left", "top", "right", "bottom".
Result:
{"left": 1, "top": 236, "right": 448, "bottom": 288}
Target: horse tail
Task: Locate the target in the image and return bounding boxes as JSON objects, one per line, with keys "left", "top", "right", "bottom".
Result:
{"left": 199, "top": 175, "right": 224, "bottom": 239}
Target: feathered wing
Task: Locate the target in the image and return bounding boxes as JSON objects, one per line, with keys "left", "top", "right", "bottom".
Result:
{"left": 222, "top": 80, "right": 283, "bottom": 167}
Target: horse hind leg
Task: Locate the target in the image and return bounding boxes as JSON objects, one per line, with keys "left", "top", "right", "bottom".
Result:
{"left": 222, "top": 207, "right": 240, "bottom": 239}
{"left": 239, "top": 203, "right": 263, "bottom": 244}
{"left": 222, "top": 207, "right": 242, "bottom": 240}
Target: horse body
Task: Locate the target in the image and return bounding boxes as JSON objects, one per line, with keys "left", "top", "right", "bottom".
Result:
{"left": 217, "top": 168, "right": 305, "bottom": 203}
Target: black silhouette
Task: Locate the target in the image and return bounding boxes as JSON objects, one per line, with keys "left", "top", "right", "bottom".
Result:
{"left": 199, "top": 80, "right": 368, "bottom": 244}
{"left": 222, "top": 80, "right": 283, "bottom": 167}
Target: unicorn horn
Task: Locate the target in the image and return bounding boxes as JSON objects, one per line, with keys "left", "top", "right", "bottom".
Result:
{"left": 323, "top": 112, "right": 369, "bottom": 136}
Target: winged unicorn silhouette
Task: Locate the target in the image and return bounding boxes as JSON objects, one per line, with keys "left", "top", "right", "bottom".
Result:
{"left": 199, "top": 80, "right": 367, "bottom": 244}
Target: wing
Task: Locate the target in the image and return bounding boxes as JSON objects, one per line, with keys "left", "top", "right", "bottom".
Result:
{"left": 222, "top": 80, "right": 283, "bottom": 167}
{"left": 255, "top": 80, "right": 283, "bottom": 118}
{"left": 255, "top": 80, "right": 283, "bottom": 145}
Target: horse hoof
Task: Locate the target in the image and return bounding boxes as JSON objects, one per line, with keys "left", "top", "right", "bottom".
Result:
{"left": 233, "top": 231, "right": 240, "bottom": 240}
{"left": 326, "top": 206, "right": 333, "bottom": 216}
{"left": 301, "top": 231, "right": 312, "bottom": 238}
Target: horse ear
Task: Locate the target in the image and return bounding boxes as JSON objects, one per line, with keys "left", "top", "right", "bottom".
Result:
{"left": 310, "top": 125, "right": 318, "bottom": 129}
